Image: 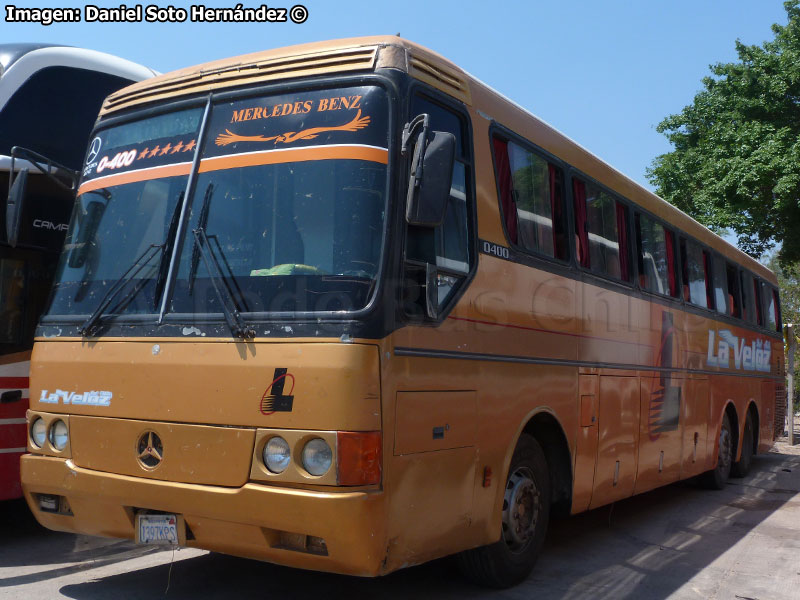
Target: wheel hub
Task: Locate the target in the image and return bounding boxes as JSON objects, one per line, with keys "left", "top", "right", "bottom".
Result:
{"left": 502, "top": 467, "right": 540, "bottom": 553}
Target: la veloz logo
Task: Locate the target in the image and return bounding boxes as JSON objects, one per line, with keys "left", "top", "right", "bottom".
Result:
{"left": 40, "top": 389, "right": 112, "bottom": 406}
{"left": 706, "top": 329, "right": 771, "bottom": 372}
{"left": 260, "top": 368, "right": 295, "bottom": 415}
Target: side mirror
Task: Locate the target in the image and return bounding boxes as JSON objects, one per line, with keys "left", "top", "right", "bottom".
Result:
{"left": 403, "top": 115, "right": 456, "bottom": 227}
{"left": 6, "top": 168, "right": 29, "bottom": 248}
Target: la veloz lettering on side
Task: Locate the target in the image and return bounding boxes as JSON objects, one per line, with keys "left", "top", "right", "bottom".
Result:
{"left": 39, "top": 389, "right": 112, "bottom": 406}
{"left": 706, "top": 329, "right": 771, "bottom": 372}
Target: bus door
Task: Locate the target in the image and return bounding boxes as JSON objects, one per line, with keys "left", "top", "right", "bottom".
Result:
{"left": 589, "top": 374, "right": 639, "bottom": 509}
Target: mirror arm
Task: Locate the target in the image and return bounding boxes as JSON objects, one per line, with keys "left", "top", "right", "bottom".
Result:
{"left": 401, "top": 114, "right": 430, "bottom": 156}
{"left": 10, "top": 146, "right": 78, "bottom": 194}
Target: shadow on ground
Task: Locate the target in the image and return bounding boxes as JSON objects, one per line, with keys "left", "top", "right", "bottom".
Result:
{"left": 0, "top": 498, "right": 162, "bottom": 587}
{"left": 9, "top": 448, "right": 799, "bottom": 600}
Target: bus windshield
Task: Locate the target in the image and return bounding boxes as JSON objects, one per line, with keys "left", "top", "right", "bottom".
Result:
{"left": 44, "top": 85, "right": 389, "bottom": 321}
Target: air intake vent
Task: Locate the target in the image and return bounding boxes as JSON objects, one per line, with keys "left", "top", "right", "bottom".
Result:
{"left": 409, "top": 55, "right": 471, "bottom": 105}
{"left": 102, "top": 45, "right": 379, "bottom": 116}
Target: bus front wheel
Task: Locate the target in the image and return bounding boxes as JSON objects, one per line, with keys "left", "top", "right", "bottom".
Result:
{"left": 457, "top": 434, "right": 551, "bottom": 588}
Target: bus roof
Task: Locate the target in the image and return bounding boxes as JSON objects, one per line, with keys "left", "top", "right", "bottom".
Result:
{"left": 0, "top": 44, "right": 158, "bottom": 112}
{"left": 100, "top": 36, "right": 775, "bottom": 284}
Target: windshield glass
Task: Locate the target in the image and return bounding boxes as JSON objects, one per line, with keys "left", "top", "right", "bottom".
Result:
{"left": 46, "top": 107, "right": 203, "bottom": 316}
{"left": 44, "top": 85, "right": 388, "bottom": 320}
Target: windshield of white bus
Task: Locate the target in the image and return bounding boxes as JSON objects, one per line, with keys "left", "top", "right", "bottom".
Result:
{"left": 44, "top": 85, "right": 389, "bottom": 321}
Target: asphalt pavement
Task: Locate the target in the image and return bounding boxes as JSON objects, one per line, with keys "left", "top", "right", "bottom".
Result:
{"left": 2, "top": 441, "right": 799, "bottom": 599}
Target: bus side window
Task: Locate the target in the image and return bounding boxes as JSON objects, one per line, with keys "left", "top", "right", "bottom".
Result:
{"left": 753, "top": 278, "right": 764, "bottom": 327}
{"left": 574, "top": 177, "right": 630, "bottom": 281}
{"left": 712, "top": 254, "right": 728, "bottom": 315}
{"left": 769, "top": 286, "right": 781, "bottom": 331}
{"left": 726, "top": 263, "right": 742, "bottom": 318}
{"left": 740, "top": 270, "right": 756, "bottom": 324}
{"left": 635, "top": 212, "right": 675, "bottom": 296}
{"left": 702, "top": 250, "right": 714, "bottom": 310}
{"left": 492, "top": 136, "right": 567, "bottom": 261}
{"left": 681, "top": 238, "right": 708, "bottom": 308}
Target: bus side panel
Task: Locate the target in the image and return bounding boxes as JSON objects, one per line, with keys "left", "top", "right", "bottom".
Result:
{"left": 588, "top": 375, "right": 639, "bottom": 509}
{"left": 681, "top": 376, "right": 710, "bottom": 478}
{"left": 0, "top": 357, "right": 30, "bottom": 500}
{"left": 760, "top": 379, "right": 776, "bottom": 452}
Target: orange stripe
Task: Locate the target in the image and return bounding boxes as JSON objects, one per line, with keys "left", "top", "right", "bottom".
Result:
{"left": 76, "top": 146, "right": 387, "bottom": 196}
{"left": 77, "top": 162, "right": 193, "bottom": 195}
{"left": 198, "top": 145, "right": 388, "bottom": 173}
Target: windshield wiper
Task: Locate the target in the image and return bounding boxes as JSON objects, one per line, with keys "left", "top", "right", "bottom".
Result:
{"left": 80, "top": 243, "right": 163, "bottom": 336}
{"left": 191, "top": 227, "right": 255, "bottom": 339}
{"left": 188, "top": 184, "right": 213, "bottom": 295}
{"left": 153, "top": 192, "right": 184, "bottom": 309}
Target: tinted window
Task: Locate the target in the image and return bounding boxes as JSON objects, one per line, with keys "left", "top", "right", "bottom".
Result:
{"left": 635, "top": 213, "right": 674, "bottom": 296}
{"left": 574, "top": 178, "right": 629, "bottom": 281}
{"left": 712, "top": 254, "right": 728, "bottom": 315}
{"left": 493, "top": 136, "right": 567, "bottom": 260}
{"left": 766, "top": 286, "right": 780, "bottom": 331}
{"left": 753, "top": 277, "right": 764, "bottom": 326}
{"left": 411, "top": 94, "right": 466, "bottom": 158}
{"left": 726, "top": 263, "right": 741, "bottom": 318}
{"left": 0, "top": 66, "right": 134, "bottom": 170}
{"left": 681, "top": 239, "right": 708, "bottom": 308}
{"left": 741, "top": 270, "right": 756, "bottom": 324}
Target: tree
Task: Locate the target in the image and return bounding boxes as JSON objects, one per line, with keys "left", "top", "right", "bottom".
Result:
{"left": 768, "top": 254, "right": 800, "bottom": 325}
{"left": 648, "top": 1, "right": 800, "bottom": 263}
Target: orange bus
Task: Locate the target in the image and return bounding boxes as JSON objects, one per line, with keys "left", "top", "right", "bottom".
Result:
{"left": 18, "top": 37, "right": 783, "bottom": 588}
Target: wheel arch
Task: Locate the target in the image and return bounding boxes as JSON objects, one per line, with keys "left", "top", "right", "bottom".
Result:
{"left": 502, "top": 409, "right": 573, "bottom": 517}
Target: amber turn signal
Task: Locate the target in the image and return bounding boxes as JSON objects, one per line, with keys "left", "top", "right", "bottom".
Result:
{"left": 336, "top": 431, "right": 381, "bottom": 486}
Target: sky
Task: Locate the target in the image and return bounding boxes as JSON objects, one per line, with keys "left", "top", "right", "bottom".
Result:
{"left": 2, "top": 0, "right": 792, "bottom": 192}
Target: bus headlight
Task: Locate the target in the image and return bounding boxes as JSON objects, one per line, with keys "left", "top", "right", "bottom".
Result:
{"left": 302, "top": 438, "right": 332, "bottom": 476}
{"left": 263, "top": 436, "right": 291, "bottom": 473}
{"left": 31, "top": 418, "right": 46, "bottom": 448}
{"left": 49, "top": 420, "right": 69, "bottom": 450}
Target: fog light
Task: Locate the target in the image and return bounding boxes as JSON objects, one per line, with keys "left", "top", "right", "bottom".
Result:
{"left": 49, "top": 420, "right": 68, "bottom": 450}
{"left": 301, "top": 438, "right": 332, "bottom": 476}
{"left": 263, "top": 436, "right": 291, "bottom": 473}
{"left": 31, "top": 418, "right": 46, "bottom": 448}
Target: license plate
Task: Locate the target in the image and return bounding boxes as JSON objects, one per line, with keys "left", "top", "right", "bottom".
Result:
{"left": 136, "top": 513, "right": 180, "bottom": 545}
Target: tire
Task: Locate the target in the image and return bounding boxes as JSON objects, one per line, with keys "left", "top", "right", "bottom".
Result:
{"left": 702, "top": 412, "right": 733, "bottom": 489}
{"left": 457, "top": 434, "right": 551, "bottom": 588}
{"left": 731, "top": 413, "right": 754, "bottom": 478}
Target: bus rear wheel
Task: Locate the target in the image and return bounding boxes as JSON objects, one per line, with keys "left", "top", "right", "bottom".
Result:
{"left": 702, "top": 413, "right": 733, "bottom": 489}
{"left": 731, "top": 413, "right": 754, "bottom": 478}
{"left": 457, "top": 434, "right": 550, "bottom": 588}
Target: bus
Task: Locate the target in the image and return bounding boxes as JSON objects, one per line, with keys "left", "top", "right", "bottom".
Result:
{"left": 0, "top": 44, "right": 155, "bottom": 501}
{"left": 18, "top": 37, "right": 783, "bottom": 587}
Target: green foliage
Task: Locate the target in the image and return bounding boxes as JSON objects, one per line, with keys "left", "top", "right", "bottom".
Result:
{"left": 768, "top": 254, "right": 800, "bottom": 325}
{"left": 648, "top": 1, "right": 800, "bottom": 263}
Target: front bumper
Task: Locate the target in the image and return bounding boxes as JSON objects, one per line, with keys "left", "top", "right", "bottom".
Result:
{"left": 21, "top": 454, "right": 388, "bottom": 576}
